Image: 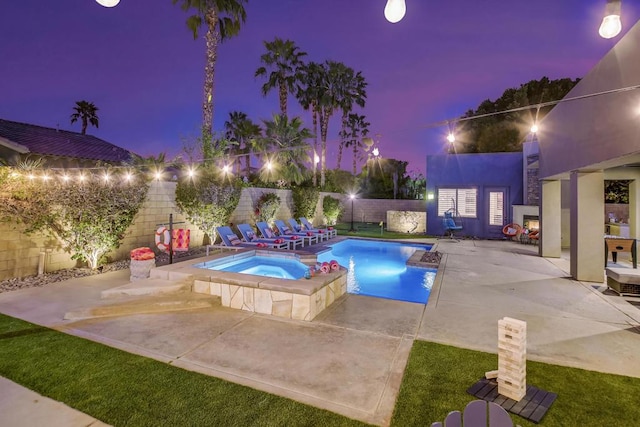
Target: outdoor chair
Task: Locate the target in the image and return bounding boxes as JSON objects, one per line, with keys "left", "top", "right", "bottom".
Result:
{"left": 237, "top": 223, "right": 294, "bottom": 250}
{"left": 288, "top": 218, "right": 329, "bottom": 242}
{"left": 502, "top": 223, "right": 522, "bottom": 241}
{"left": 215, "top": 226, "right": 287, "bottom": 250}
{"left": 274, "top": 220, "right": 319, "bottom": 245}
{"left": 299, "top": 217, "right": 337, "bottom": 238}
{"left": 256, "top": 221, "right": 304, "bottom": 249}
{"left": 443, "top": 211, "right": 463, "bottom": 238}
{"left": 431, "top": 400, "right": 514, "bottom": 427}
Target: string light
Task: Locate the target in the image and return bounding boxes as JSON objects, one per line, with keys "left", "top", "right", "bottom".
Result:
{"left": 96, "top": 0, "right": 121, "bottom": 7}
{"left": 384, "top": 0, "right": 406, "bottom": 23}
{"left": 447, "top": 133, "right": 456, "bottom": 143}
{"left": 530, "top": 123, "right": 539, "bottom": 134}
{"left": 599, "top": 0, "right": 622, "bottom": 39}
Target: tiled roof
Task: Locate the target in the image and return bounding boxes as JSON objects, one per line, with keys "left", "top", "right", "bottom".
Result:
{"left": 0, "top": 118, "right": 134, "bottom": 163}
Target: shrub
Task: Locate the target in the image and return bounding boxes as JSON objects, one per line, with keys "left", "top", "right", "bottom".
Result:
{"left": 175, "top": 168, "right": 242, "bottom": 244}
{"left": 0, "top": 168, "right": 148, "bottom": 269}
{"left": 322, "top": 196, "right": 343, "bottom": 225}
{"left": 254, "top": 192, "right": 281, "bottom": 226}
{"left": 291, "top": 186, "right": 319, "bottom": 220}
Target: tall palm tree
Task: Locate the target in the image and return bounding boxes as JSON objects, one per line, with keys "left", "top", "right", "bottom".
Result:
{"left": 224, "top": 111, "right": 262, "bottom": 177}
{"left": 314, "top": 60, "right": 347, "bottom": 187}
{"left": 296, "top": 61, "right": 323, "bottom": 186}
{"left": 255, "top": 38, "right": 307, "bottom": 117}
{"left": 336, "top": 69, "right": 367, "bottom": 169}
{"left": 70, "top": 101, "right": 99, "bottom": 135}
{"left": 261, "top": 114, "right": 311, "bottom": 185}
{"left": 343, "top": 113, "right": 370, "bottom": 175}
{"left": 173, "top": 0, "right": 247, "bottom": 137}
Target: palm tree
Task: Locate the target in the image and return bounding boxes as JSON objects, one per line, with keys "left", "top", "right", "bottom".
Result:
{"left": 296, "top": 61, "right": 323, "bottom": 186}
{"left": 315, "top": 60, "right": 347, "bottom": 187}
{"left": 224, "top": 111, "right": 262, "bottom": 177}
{"left": 173, "top": 0, "right": 247, "bottom": 137}
{"left": 336, "top": 69, "right": 367, "bottom": 169}
{"left": 70, "top": 101, "right": 99, "bottom": 135}
{"left": 344, "top": 113, "right": 370, "bottom": 175}
{"left": 261, "top": 114, "right": 311, "bottom": 185}
{"left": 255, "top": 38, "right": 307, "bottom": 117}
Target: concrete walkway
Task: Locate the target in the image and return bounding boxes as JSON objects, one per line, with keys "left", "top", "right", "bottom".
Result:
{"left": 1, "top": 240, "right": 639, "bottom": 426}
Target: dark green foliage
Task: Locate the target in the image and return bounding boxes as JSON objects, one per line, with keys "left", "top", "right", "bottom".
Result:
{"left": 456, "top": 77, "right": 580, "bottom": 153}
{"left": 0, "top": 167, "right": 148, "bottom": 268}
{"left": 322, "top": 169, "right": 358, "bottom": 193}
{"left": 0, "top": 314, "right": 366, "bottom": 427}
{"left": 605, "top": 180, "right": 629, "bottom": 204}
{"left": 322, "top": 195, "right": 343, "bottom": 225}
{"left": 175, "top": 167, "right": 242, "bottom": 243}
{"left": 358, "top": 158, "right": 409, "bottom": 199}
{"left": 254, "top": 192, "right": 281, "bottom": 225}
{"left": 292, "top": 186, "right": 319, "bottom": 219}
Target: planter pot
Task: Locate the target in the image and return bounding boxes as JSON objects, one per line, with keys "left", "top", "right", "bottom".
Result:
{"left": 130, "top": 259, "right": 155, "bottom": 281}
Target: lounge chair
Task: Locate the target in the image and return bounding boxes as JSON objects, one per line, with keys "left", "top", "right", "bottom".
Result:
{"left": 288, "top": 218, "right": 329, "bottom": 242}
{"left": 299, "top": 217, "right": 337, "bottom": 238}
{"left": 215, "top": 226, "right": 288, "bottom": 250}
{"left": 237, "top": 223, "right": 298, "bottom": 250}
{"left": 256, "top": 221, "right": 304, "bottom": 249}
{"left": 274, "top": 220, "right": 319, "bottom": 245}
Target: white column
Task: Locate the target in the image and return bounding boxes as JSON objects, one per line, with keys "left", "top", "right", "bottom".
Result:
{"left": 540, "top": 180, "right": 561, "bottom": 257}
{"left": 570, "top": 171, "right": 604, "bottom": 282}
{"left": 629, "top": 179, "right": 640, "bottom": 239}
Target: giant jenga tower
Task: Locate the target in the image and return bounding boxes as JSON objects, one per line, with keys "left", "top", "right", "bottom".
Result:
{"left": 497, "top": 317, "right": 526, "bottom": 401}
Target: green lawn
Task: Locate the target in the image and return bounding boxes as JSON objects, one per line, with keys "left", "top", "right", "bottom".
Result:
{"left": 0, "top": 314, "right": 367, "bottom": 427}
{"left": 2, "top": 314, "right": 639, "bottom": 426}
{"left": 392, "top": 341, "right": 640, "bottom": 427}
{"left": 335, "top": 222, "right": 433, "bottom": 239}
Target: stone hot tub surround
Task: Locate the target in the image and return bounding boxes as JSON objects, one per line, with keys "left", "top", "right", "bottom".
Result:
{"left": 154, "top": 249, "right": 347, "bottom": 321}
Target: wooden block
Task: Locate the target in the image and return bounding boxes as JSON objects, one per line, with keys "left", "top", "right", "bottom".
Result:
{"left": 485, "top": 369, "right": 499, "bottom": 379}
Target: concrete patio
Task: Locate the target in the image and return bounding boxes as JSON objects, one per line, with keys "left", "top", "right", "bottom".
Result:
{"left": 1, "top": 239, "right": 639, "bottom": 426}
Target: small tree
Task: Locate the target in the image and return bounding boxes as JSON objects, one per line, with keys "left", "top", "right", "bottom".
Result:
{"left": 175, "top": 167, "right": 242, "bottom": 243}
{"left": 322, "top": 195, "right": 343, "bottom": 225}
{"left": 253, "top": 192, "right": 280, "bottom": 226}
{"left": 0, "top": 168, "right": 148, "bottom": 269}
{"left": 292, "top": 186, "right": 319, "bottom": 219}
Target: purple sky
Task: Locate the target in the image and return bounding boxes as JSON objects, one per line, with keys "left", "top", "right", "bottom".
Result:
{"left": 2, "top": 0, "right": 638, "bottom": 175}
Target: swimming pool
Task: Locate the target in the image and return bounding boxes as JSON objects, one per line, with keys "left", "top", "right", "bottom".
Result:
{"left": 194, "top": 255, "right": 309, "bottom": 280}
{"left": 317, "top": 239, "right": 436, "bottom": 304}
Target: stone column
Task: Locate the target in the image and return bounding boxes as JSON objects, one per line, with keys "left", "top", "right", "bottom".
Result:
{"left": 570, "top": 170, "right": 604, "bottom": 282}
{"left": 540, "top": 180, "right": 561, "bottom": 258}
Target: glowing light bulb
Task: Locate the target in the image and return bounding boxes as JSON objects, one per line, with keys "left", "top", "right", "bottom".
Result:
{"left": 124, "top": 173, "right": 132, "bottom": 182}
{"left": 349, "top": 194, "right": 355, "bottom": 200}
{"left": 222, "top": 165, "right": 230, "bottom": 174}
{"left": 42, "top": 174, "right": 50, "bottom": 181}
{"left": 154, "top": 171, "right": 162, "bottom": 180}
{"left": 62, "top": 175, "right": 70, "bottom": 182}
{"left": 599, "top": 0, "right": 622, "bottom": 39}
{"left": 384, "top": 0, "right": 406, "bottom": 23}
{"left": 447, "top": 133, "right": 456, "bottom": 143}
{"left": 28, "top": 174, "right": 35, "bottom": 180}
{"left": 96, "top": 0, "right": 121, "bottom": 7}
{"left": 314, "top": 154, "right": 320, "bottom": 165}
{"left": 599, "top": 15, "right": 622, "bottom": 38}
{"left": 372, "top": 147, "right": 380, "bottom": 157}
{"left": 187, "top": 168, "right": 195, "bottom": 178}
{"left": 266, "top": 161, "right": 273, "bottom": 171}
{"left": 78, "top": 175, "right": 86, "bottom": 182}
{"left": 530, "top": 123, "right": 539, "bottom": 133}
{"left": 103, "top": 173, "right": 110, "bottom": 182}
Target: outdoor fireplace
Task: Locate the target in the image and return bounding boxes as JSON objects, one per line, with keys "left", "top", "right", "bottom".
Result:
{"left": 523, "top": 214, "right": 539, "bottom": 231}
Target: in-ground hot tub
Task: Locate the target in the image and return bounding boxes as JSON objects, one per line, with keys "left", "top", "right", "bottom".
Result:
{"left": 185, "top": 250, "right": 346, "bottom": 321}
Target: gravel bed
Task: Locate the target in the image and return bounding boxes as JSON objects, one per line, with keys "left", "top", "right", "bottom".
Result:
{"left": 0, "top": 247, "right": 210, "bottom": 294}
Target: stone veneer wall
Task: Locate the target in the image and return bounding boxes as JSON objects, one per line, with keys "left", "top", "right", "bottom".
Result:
{"left": 386, "top": 210, "right": 426, "bottom": 233}
{"left": 344, "top": 199, "right": 425, "bottom": 224}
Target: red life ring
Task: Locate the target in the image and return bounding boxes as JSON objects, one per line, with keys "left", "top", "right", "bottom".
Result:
{"left": 155, "top": 226, "right": 171, "bottom": 252}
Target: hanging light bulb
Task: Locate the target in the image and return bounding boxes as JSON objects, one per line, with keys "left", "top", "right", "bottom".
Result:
{"left": 447, "top": 133, "right": 456, "bottom": 143}
{"left": 266, "top": 161, "right": 273, "bottom": 171}
{"left": 96, "top": 0, "right": 121, "bottom": 7}
{"left": 599, "top": 0, "right": 622, "bottom": 39}
{"left": 530, "top": 123, "right": 539, "bottom": 133}
{"left": 187, "top": 167, "right": 195, "bottom": 178}
{"left": 372, "top": 147, "right": 380, "bottom": 157}
{"left": 384, "top": 0, "right": 406, "bottom": 24}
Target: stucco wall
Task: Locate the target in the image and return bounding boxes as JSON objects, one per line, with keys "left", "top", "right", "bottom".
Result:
{"left": 538, "top": 20, "right": 640, "bottom": 179}
{"left": 342, "top": 198, "right": 425, "bottom": 224}
{"left": 426, "top": 152, "right": 524, "bottom": 239}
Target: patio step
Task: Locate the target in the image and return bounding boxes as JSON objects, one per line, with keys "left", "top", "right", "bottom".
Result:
{"left": 101, "top": 277, "right": 192, "bottom": 299}
{"left": 63, "top": 293, "right": 219, "bottom": 321}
